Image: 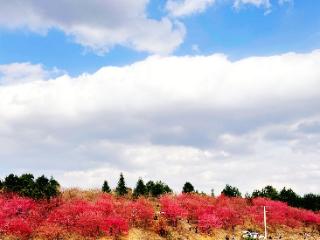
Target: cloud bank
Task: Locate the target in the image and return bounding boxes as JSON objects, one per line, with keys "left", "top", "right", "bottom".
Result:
{"left": 0, "top": 0, "right": 185, "bottom": 54}
{"left": 0, "top": 1, "right": 294, "bottom": 54}
{"left": 0, "top": 50, "right": 319, "bottom": 194}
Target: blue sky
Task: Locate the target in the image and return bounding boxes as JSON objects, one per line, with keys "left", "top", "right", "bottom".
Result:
{"left": 1, "top": 0, "right": 319, "bottom": 75}
{"left": 0, "top": 0, "right": 320, "bottom": 194}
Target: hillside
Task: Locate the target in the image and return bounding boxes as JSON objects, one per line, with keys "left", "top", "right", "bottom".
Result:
{"left": 0, "top": 189, "right": 319, "bottom": 240}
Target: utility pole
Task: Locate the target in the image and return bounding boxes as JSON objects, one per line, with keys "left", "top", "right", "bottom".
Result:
{"left": 263, "top": 206, "right": 267, "bottom": 239}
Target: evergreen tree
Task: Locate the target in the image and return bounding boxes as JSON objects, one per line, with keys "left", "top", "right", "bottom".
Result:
{"left": 302, "top": 193, "right": 320, "bottom": 211}
{"left": 182, "top": 182, "right": 194, "bottom": 193}
{"left": 133, "top": 178, "right": 147, "bottom": 197}
{"left": 102, "top": 180, "right": 111, "bottom": 193}
{"left": 33, "top": 175, "right": 60, "bottom": 200}
{"left": 256, "top": 185, "right": 279, "bottom": 200}
{"left": 163, "top": 183, "right": 172, "bottom": 194}
{"left": 4, "top": 174, "right": 21, "bottom": 192}
{"left": 34, "top": 175, "right": 49, "bottom": 199}
{"left": 0, "top": 179, "right": 3, "bottom": 190}
{"left": 19, "top": 173, "right": 35, "bottom": 198}
{"left": 146, "top": 180, "right": 171, "bottom": 197}
{"left": 36, "top": 175, "right": 59, "bottom": 199}
{"left": 2, "top": 173, "right": 59, "bottom": 199}
{"left": 46, "top": 177, "right": 60, "bottom": 199}
{"left": 146, "top": 180, "right": 155, "bottom": 195}
{"left": 116, "top": 173, "right": 128, "bottom": 196}
{"left": 221, "top": 184, "right": 241, "bottom": 197}
{"left": 251, "top": 189, "right": 262, "bottom": 198}
{"left": 279, "top": 187, "right": 301, "bottom": 207}
{"left": 150, "top": 181, "right": 172, "bottom": 197}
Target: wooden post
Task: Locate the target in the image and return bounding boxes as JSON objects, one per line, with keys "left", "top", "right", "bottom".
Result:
{"left": 264, "top": 206, "right": 267, "bottom": 239}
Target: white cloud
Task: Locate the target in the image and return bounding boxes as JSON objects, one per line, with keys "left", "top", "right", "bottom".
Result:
{"left": 0, "top": 63, "right": 63, "bottom": 85}
{"left": 234, "top": 0, "right": 271, "bottom": 9}
{"left": 165, "top": 0, "right": 289, "bottom": 17}
{"left": 1, "top": 50, "right": 320, "bottom": 194}
{"left": 166, "top": 0, "right": 215, "bottom": 17}
{"left": 0, "top": 0, "right": 185, "bottom": 54}
{"left": 0, "top": 0, "right": 294, "bottom": 55}
{"left": 278, "top": 0, "right": 293, "bottom": 5}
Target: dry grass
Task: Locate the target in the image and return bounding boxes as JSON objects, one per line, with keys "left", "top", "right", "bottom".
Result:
{"left": 61, "top": 188, "right": 103, "bottom": 201}
{"left": 1, "top": 224, "right": 319, "bottom": 240}
{"left": 115, "top": 227, "right": 320, "bottom": 240}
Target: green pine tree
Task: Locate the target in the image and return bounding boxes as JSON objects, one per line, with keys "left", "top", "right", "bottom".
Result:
{"left": 46, "top": 177, "right": 60, "bottom": 199}
{"left": 116, "top": 173, "right": 128, "bottom": 196}
{"left": 150, "top": 181, "right": 172, "bottom": 197}
{"left": 182, "top": 182, "right": 194, "bottom": 193}
{"left": 133, "top": 178, "right": 147, "bottom": 197}
{"left": 146, "top": 180, "right": 155, "bottom": 195}
{"left": 221, "top": 184, "right": 241, "bottom": 197}
{"left": 3, "top": 173, "right": 60, "bottom": 200}
{"left": 102, "top": 180, "right": 111, "bottom": 193}
{"left": 279, "top": 187, "right": 301, "bottom": 208}
{"left": 19, "top": 173, "right": 35, "bottom": 198}
{"left": 4, "top": 174, "right": 21, "bottom": 193}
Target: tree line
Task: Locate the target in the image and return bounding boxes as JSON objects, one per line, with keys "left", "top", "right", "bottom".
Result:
{"left": 0, "top": 173, "right": 60, "bottom": 200}
{"left": 186, "top": 183, "right": 320, "bottom": 212}
{"left": 248, "top": 185, "right": 320, "bottom": 212}
{"left": 102, "top": 173, "right": 172, "bottom": 198}
{"left": 103, "top": 174, "right": 320, "bottom": 212}
{"left": 1, "top": 173, "right": 319, "bottom": 212}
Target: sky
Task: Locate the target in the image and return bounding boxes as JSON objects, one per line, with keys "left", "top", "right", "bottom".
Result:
{"left": 0, "top": 0, "right": 320, "bottom": 195}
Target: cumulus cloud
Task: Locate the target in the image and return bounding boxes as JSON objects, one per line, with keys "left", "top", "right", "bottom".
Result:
{"left": 166, "top": 0, "right": 215, "bottom": 17}
{"left": 1, "top": 50, "right": 320, "bottom": 194}
{"left": 0, "top": 0, "right": 185, "bottom": 54}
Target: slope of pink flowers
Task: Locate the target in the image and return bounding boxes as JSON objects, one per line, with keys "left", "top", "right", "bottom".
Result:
{"left": 0, "top": 193, "right": 319, "bottom": 239}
